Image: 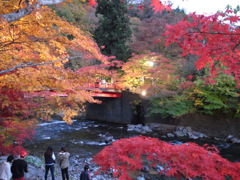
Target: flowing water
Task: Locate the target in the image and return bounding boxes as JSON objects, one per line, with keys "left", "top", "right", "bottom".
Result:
{"left": 23, "top": 118, "right": 240, "bottom": 162}
{"left": 23, "top": 118, "right": 138, "bottom": 158}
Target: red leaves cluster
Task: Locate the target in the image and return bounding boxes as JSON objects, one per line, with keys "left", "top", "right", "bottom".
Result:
{"left": 0, "top": 120, "right": 34, "bottom": 155}
{"left": 0, "top": 90, "right": 36, "bottom": 155}
{"left": 94, "top": 136, "right": 240, "bottom": 180}
{"left": 164, "top": 12, "right": 240, "bottom": 84}
{"left": 88, "top": 0, "right": 97, "bottom": 6}
{"left": 150, "top": 0, "right": 172, "bottom": 13}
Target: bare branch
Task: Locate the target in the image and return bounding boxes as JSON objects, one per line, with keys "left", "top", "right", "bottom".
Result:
{"left": 0, "top": 56, "right": 82, "bottom": 75}
{"left": 2, "top": 5, "right": 34, "bottom": 23}
{"left": 1, "top": 0, "right": 66, "bottom": 23}
{"left": 38, "top": 0, "right": 65, "bottom": 6}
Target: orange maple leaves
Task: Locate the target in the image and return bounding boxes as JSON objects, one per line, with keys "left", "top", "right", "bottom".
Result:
{"left": 0, "top": 2, "right": 109, "bottom": 154}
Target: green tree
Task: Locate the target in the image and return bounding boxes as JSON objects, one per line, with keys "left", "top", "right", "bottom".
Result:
{"left": 148, "top": 70, "right": 240, "bottom": 118}
{"left": 94, "top": 0, "right": 132, "bottom": 62}
{"left": 50, "top": 0, "right": 98, "bottom": 32}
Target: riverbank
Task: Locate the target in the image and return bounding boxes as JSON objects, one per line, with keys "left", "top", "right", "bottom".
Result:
{"left": 146, "top": 113, "right": 240, "bottom": 138}
{"left": 0, "top": 155, "right": 117, "bottom": 180}
{"left": 15, "top": 119, "right": 240, "bottom": 179}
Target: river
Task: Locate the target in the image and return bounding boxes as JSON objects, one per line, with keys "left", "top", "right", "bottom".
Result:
{"left": 23, "top": 118, "right": 240, "bottom": 162}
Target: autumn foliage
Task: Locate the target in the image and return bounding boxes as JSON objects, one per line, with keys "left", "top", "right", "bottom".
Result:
{"left": 94, "top": 136, "right": 240, "bottom": 180}
{"left": 0, "top": 0, "right": 239, "bottom": 161}
{"left": 119, "top": 53, "right": 182, "bottom": 95}
{"left": 0, "top": 0, "right": 111, "bottom": 154}
{"left": 164, "top": 11, "right": 240, "bottom": 84}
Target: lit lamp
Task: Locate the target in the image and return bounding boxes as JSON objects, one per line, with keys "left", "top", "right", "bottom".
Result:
{"left": 147, "top": 61, "right": 154, "bottom": 67}
{"left": 141, "top": 90, "right": 147, "bottom": 96}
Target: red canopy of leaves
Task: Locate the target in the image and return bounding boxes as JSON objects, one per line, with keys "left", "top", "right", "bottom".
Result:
{"left": 94, "top": 136, "right": 240, "bottom": 180}
{"left": 164, "top": 12, "right": 240, "bottom": 84}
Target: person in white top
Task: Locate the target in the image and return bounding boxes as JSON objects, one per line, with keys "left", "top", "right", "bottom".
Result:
{"left": 0, "top": 155, "right": 14, "bottom": 180}
{"left": 57, "top": 147, "right": 70, "bottom": 180}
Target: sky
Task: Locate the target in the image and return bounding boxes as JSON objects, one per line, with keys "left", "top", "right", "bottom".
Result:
{"left": 169, "top": 0, "right": 240, "bottom": 15}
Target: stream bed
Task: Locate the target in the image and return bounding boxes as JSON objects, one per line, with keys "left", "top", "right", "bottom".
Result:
{"left": 23, "top": 118, "right": 240, "bottom": 162}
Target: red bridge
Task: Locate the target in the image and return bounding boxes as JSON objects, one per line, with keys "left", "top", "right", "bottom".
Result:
{"left": 88, "top": 82, "right": 122, "bottom": 98}
{"left": 24, "top": 82, "right": 123, "bottom": 98}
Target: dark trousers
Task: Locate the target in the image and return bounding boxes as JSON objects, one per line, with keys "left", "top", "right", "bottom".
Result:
{"left": 45, "top": 165, "right": 55, "bottom": 180}
{"left": 61, "top": 167, "right": 69, "bottom": 180}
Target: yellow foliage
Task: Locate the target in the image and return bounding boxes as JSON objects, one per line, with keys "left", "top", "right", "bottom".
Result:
{"left": 0, "top": 4, "right": 108, "bottom": 127}
{"left": 194, "top": 99, "right": 204, "bottom": 106}
{"left": 62, "top": 107, "right": 78, "bottom": 124}
{"left": 0, "top": 0, "right": 27, "bottom": 14}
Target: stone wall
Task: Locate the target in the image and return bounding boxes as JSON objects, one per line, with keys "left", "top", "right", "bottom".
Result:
{"left": 144, "top": 111, "right": 240, "bottom": 137}
{"left": 177, "top": 113, "right": 240, "bottom": 137}
{"left": 86, "top": 92, "right": 240, "bottom": 137}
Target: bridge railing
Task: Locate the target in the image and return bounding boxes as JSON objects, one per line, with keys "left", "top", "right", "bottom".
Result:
{"left": 24, "top": 82, "right": 123, "bottom": 98}
{"left": 87, "top": 82, "right": 122, "bottom": 91}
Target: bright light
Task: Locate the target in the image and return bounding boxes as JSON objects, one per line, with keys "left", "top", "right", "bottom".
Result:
{"left": 147, "top": 61, "right": 154, "bottom": 67}
{"left": 141, "top": 90, "right": 147, "bottom": 96}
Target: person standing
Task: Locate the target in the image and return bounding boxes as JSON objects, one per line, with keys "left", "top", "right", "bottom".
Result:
{"left": 57, "top": 147, "right": 70, "bottom": 180}
{"left": 0, "top": 155, "right": 14, "bottom": 180}
{"left": 44, "top": 146, "right": 55, "bottom": 180}
{"left": 80, "top": 165, "right": 91, "bottom": 180}
{"left": 11, "top": 151, "right": 28, "bottom": 180}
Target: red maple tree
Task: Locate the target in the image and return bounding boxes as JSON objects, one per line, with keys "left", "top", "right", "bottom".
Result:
{"left": 164, "top": 11, "right": 240, "bottom": 85}
{"left": 94, "top": 136, "right": 240, "bottom": 180}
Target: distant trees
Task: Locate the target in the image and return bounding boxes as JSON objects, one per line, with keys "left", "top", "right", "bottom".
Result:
{"left": 94, "top": 0, "right": 132, "bottom": 62}
{"left": 130, "top": 11, "right": 185, "bottom": 56}
{"left": 50, "top": 0, "right": 98, "bottom": 32}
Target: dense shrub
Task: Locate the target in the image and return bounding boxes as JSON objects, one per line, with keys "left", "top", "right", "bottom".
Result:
{"left": 149, "top": 72, "right": 240, "bottom": 118}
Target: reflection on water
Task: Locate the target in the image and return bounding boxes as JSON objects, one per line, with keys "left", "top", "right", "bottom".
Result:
{"left": 23, "top": 119, "right": 240, "bottom": 162}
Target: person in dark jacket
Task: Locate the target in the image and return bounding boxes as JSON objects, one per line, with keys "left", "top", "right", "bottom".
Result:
{"left": 11, "top": 151, "right": 28, "bottom": 180}
{"left": 44, "top": 146, "right": 56, "bottom": 180}
{"left": 80, "top": 165, "right": 90, "bottom": 180}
